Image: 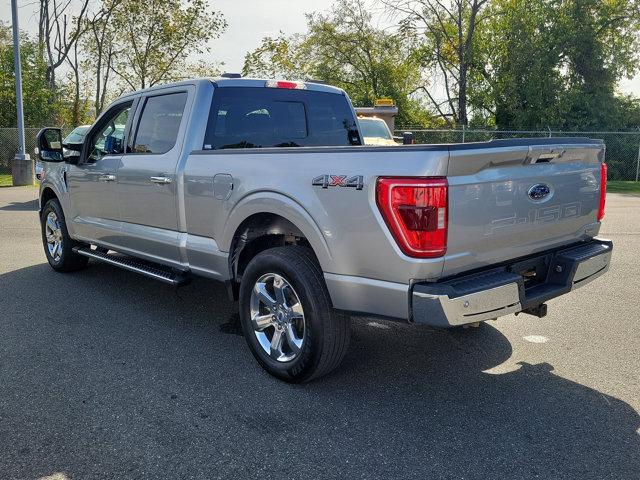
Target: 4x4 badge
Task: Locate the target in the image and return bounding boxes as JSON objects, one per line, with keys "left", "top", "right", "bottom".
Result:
{"left": 312, "top": 175, "right": 364, "bottom": 190}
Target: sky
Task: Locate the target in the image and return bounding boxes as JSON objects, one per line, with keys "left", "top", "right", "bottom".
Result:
{"left": 1, "top": 0, "right": 639, "bottom": 96}
{"left": 209, "top": 0, "right": 337, "bottom": 72}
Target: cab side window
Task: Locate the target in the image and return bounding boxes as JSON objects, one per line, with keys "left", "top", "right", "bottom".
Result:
{"left": 88, "top": 103, "right": 131, "bottom": 162}
{"left": 132, "top": 92, "right": 187, "bottom": 154}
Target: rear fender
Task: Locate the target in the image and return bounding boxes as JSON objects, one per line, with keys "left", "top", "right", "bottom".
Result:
{"left": 221, "top": 191, "right": 333, "bottom": 270}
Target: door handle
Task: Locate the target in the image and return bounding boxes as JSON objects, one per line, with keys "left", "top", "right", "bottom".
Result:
{"left": 150, "top": 176, "right": 172, "bottom": 184}
{"left": 98, "top": 174, "right": 116, "bottom": 182}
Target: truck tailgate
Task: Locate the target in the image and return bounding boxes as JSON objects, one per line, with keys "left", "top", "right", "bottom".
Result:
{"left": 443, "top": 139, "right": 605, "bottom": 277}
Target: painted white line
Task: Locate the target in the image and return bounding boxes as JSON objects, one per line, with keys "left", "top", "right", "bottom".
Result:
{"left": 523, "top": 335, "right": 548, "bottom": 343}
{"left": 483, "top": 363, "right": 522, "bottom": 375}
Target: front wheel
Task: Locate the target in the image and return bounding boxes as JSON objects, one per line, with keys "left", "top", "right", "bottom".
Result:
{"left": 238, "top": 246, "right": 350, "bottom": 383}
{"left": 41, "top": 198, "right": 88, "bottom": 272}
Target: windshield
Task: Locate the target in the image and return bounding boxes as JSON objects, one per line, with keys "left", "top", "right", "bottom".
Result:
{"left": 358, "top": 118, "right": 392, "bottom": 140}
{"left": 64, "top": 126, "right": 90, "bottom": 144}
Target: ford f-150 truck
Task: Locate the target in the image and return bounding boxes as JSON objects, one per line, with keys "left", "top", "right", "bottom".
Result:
{"left": 36, "top": 77, "right": 612, "bottom": 382}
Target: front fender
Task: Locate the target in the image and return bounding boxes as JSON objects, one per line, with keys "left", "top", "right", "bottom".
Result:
{"left": 39, "top": 164, "right": 70, "bottom": 217}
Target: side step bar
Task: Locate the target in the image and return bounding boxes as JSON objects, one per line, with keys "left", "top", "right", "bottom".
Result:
{"left": 73, "top": 247, "right": 191, "bottom": 286}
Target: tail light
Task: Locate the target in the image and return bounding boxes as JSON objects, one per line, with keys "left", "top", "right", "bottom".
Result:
{"left": 598, "top": 162, "right": 607, "bottom": 221}
{"left": 376, "top": 177, "right": 448, "bottom": 258}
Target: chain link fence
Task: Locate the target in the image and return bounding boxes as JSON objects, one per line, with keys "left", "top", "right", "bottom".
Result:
{"left": 2, "top": 126, "right": 639, "bottom": 181}
{"left": 1, "top": 127, "right": 73, "bottom": 176}
{"left": 395, "top": 127, "right": 640, "bottom": 181}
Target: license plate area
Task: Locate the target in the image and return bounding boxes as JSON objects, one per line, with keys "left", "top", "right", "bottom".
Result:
{"left": 508, "top": 254, "right": 553, "bottom": 291}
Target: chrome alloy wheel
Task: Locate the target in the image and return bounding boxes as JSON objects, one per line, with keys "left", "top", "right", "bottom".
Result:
{"left": 45, "top": 211, "right": 63, "bottom": 261}
{"left": 250, "top": 273, "right": 305, "bottom": 362}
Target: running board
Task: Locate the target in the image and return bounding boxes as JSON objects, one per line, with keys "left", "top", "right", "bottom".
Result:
{"left": 73, "top": 247, "right": 191, "bottom": 286}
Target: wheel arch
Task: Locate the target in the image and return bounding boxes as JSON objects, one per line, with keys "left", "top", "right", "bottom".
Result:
{"left": 40, "top": 186, "right": 59, "bottom": 213}
{"left": 223, "top": 193, "right": 332, "bottom": 298}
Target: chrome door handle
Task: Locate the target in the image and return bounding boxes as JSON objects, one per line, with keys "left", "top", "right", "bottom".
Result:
{"left": 150, "top": 176, "right": 172, "bottom": 184}
{"left": 98, "top": 174, "right": 116, "bottom": 182}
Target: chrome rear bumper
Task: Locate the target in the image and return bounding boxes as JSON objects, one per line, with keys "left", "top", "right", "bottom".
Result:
{"left": 411, "top": 239, "right": 612, "bottom": 327}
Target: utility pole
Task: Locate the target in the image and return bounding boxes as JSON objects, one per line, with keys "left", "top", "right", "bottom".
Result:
{"left": 635, "top": 139, "right": 640, "bottom": 182}
{"left": 10, "top": 0, "right": 33, "bottom": 186}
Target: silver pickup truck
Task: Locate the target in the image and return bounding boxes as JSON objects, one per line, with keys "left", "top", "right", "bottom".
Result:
{"left": 36, "top": 77, "right": 612, "bottom": 382}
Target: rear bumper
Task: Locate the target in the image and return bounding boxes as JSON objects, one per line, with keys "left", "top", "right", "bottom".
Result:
{"left": 411, "top": 239, "right": 612, "bottom": 327}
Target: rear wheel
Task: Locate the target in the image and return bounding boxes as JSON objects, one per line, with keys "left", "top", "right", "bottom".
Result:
{"left": 41, "top": 198, "right": 88, "bottom": 272}
{"left": 239, "top": 246, "right": 350, "bottom": 382}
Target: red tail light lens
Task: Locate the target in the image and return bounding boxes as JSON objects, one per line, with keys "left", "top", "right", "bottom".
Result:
{"left": 598, "top": 162, "right": 607, "bottom": 221}
{"left": 376, "top": 177, "right": 448, "bottom": 258}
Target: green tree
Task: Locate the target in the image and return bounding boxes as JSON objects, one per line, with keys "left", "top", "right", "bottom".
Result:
{"left": 384, "top": 0, "right": 490, "bottom": 126}
{"left": 38, "top": 0, "right": 91, "bottom": 90}
{"left": 242, "top": 32, "right": 304, "bottom": 80}
{"left": 474, "top": 0, "right": 640, "bottom": 129}
{"left": 110, "top": 0, "right": 227, "bottom": 90}
{"left": 0, "top": 24, "right": 59, "bottom": 127}
{"left": 81, "top": 0, "right": 123, "bottom": 116}
{"left": 558, "top": 0, "right": 640, "bottom": 129}
{"left": 473, "top": 0, "right": 566, "bottom": 128}
{"left": 243, "top": 0, "right": 430, "bottom": 126}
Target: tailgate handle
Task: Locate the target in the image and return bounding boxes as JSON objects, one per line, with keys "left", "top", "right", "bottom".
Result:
{"left": 535, "top": 156, "right": 553, "bottom": 163}
{"left": 528, "top": 148, "right": 565, "bottom": 164}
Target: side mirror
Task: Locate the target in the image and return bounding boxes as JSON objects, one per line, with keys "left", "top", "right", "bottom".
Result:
{"left": 36, "top": 128, "right": 63, "bottom": 162}
{"left": 62, "top": 141, "right": 83, "bottom": 165}
{"left": 63, "top": 142, "right": 83, "bottom": 153}
{"left": 402, "top": 131, "right": 415, "bottom": 145}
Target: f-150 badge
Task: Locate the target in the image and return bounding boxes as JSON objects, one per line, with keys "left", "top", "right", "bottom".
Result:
{"left": 312, "top": 175, "right": 364, "bottom": 190}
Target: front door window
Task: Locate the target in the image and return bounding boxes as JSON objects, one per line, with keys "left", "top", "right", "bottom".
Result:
{"left": 88, "top": 104, "right": 132, "bottom": 162}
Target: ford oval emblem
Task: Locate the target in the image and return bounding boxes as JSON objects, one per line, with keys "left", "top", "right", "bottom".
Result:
{"left": 528, "top": 183, "right": 552, "bottom": 201}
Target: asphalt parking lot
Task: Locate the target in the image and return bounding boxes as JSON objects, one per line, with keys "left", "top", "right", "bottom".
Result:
{"left": 0, "top": 186, "right": 638, "bottom": 480}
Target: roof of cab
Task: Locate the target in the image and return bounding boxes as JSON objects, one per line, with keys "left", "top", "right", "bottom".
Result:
{"left": 117, "top": 77, "right": 345, "bottom": 100}
{"left": 212, "top": 77, "right": 345, "bottom": 95}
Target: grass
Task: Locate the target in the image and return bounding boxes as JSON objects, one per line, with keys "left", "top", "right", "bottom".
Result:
{"left": 0, "top": 174, "right": 36, "bottom": 187}
{"left": 607, "top": 181, "right": 640, "bottom": 195}
{"left": 0, "top": 174, "right": 13, "bottom": 187}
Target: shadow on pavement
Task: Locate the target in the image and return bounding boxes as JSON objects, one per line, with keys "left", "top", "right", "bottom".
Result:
{"left": 0, "top": 198, "right": 39, "bottom": 211}
{"left": 0, "top": 262, "right": 638, "bottom": 479}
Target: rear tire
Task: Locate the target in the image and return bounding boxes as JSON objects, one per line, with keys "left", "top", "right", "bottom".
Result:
{"left": 41, "top": 198, "right": 89, "bottom": 272}
{"left": 239, "top": 246, "right": 350, "bottom": 383}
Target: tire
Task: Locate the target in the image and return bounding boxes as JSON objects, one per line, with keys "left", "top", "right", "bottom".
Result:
{"left": 238, "top": 246, "right": 350, "bottom": 383}
{"left": 41, "top": 198, "right": 89, "bottom": 272}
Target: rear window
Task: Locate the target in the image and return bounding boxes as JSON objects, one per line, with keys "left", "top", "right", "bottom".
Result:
{"left": 204, "top": 87, "right": 361, "bottom": 149}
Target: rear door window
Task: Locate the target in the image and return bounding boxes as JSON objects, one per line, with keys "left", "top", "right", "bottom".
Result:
{"left": 133, "top": 92, "right": 187, "bottom": 154}
{"left": 204, "top": 87, "right": 361, "bottom": 149}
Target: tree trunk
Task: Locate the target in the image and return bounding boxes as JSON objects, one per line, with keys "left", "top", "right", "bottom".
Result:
{"left": 95, "top": 52, "right": 103, "bottom": 115}
{"left": 46, "top": 66, "right": 56, "bottom": 92}
{"left": 458, "top": 63, "right": 468, "bottom": 126}
{"left": 73, "top": 73, "right": 81, "bottom": 125}
{"left": 71, "top": 46, "right": 81, "bottom": 126}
